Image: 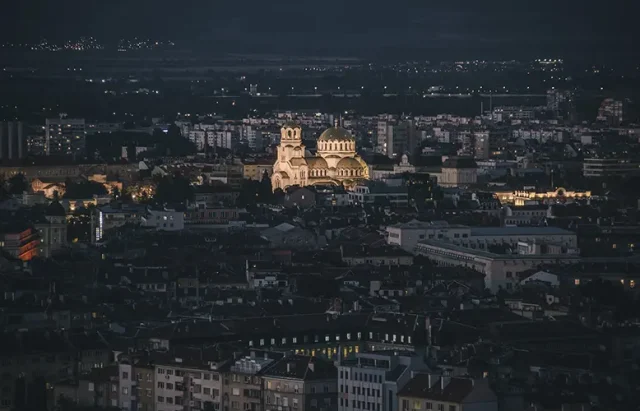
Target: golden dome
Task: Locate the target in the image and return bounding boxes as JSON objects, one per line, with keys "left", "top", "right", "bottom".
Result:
{"left": 318, "top": 127, "right": 354, "bottom": 142}
{"left": 306, "top": 157, "right": 328, "bottom": 169}
{"left": 336, "top": 157, "right": 362, "bottom": 169}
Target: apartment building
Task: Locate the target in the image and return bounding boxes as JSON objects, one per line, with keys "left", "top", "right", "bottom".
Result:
{"left": 54, "top": 366, "right": 121, "bottom": 409}
{"left": 141, "top": 208, "right": 186, "bottom": 231}
{"left": 224, "top": 353, "right": 279, "bottom": 411}
{"left": 349, "top": 183, "right": 409, "bottom": 208}
{"left": 0, "top": 224, "right": 40, "bottom": 261}
{"left": 338, "top": 351, "right": 429, "bottom": 411}
{"left": 437, "top": 157, "right": 478, "bottom": 188}
{"left": 154, "top": 348, "right": 226, "bottom": 411}
{"left": 262, "top": 355, "right": 338, "bottom": 411}
{"left": 135, "top": 360, "right": 156, "bottom": 411}
{"left": 2, "top": 330, "right": 111, "bottom": 411}
{"left": 414, "top": 241, "right": 580, "bottom": 292}
{"left": 387, "top": 223, "right": 577, "bottom": 252}
{"left": 583, "top": 157, "right": 640, "bottom": 178}
{"left": 45, "top": 117, "right": 86, "bottom": 157}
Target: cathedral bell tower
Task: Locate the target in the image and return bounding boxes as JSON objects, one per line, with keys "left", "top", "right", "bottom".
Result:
{"left": 278, "top": 122, "right": 304, "bottom": 162}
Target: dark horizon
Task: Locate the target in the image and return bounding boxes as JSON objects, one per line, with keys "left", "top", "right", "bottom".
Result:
{"left": 1, "top": 0, "right": 638, "bottom": 62}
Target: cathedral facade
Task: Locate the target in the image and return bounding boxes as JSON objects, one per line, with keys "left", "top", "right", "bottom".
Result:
{"left": 271, "top": 123, "right": 369, "bottom": 191}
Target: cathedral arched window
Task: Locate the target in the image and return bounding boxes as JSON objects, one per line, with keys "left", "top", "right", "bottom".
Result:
{"left": 340, "top": 143, "right": 343, "bottom": 151}
{"left": 287, "top": 130, "right": 292, "bottom": 139}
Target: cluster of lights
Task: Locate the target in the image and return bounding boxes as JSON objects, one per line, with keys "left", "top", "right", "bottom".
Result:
{"left": 1, "top": 37, "right": 173, "bottom": 52}
{"left": 117, "top": 38, "right": 175, "bottom": 51}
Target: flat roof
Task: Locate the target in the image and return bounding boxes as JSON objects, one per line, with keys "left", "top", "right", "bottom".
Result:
{"left": 470, "top": 227, "right": 575, "bottom": 237}
{"left": 416, "top": 240, "right": 581, "bottom": 261}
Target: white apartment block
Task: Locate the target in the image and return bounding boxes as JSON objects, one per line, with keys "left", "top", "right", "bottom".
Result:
{"left": 387, "top": 222, "right": 577, "bottom": 252}
{"left": 141, "top": 208, "right": 185, "bottom": 231}
{"left": 338, "top": 352, "right": 429, "bottom": 411}
{"left": 119, "top": 363, "right": 135, "bottom": 411}
{"left": 386, "top": 220, "right": 469, "bottom": 252}
{"left": 414, "top": 241, "right": 580, "bottom": 292}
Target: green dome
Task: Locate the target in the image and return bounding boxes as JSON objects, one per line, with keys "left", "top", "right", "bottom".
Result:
{"left": 318, "top": 127, "right": 354, "bottom": 142}
{"left": 336, "top": 157, "right": 362, "bottom": 169}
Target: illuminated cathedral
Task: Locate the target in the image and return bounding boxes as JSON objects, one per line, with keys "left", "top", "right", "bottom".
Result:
{"left": 271, "top": 122, "right": 369, "bottom": 191}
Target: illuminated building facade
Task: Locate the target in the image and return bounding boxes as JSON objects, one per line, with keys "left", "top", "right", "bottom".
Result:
{"left": 494, "top": 187, "right": 592, "bottom": 206}
{"left": 271, "top": 123, "right": 369, "bottom": 191}
{"left": 0, "top": 226, "right": 39, "bottom": 261}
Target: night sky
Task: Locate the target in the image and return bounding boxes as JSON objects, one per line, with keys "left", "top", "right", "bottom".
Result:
{"left": 1, "top": 0, "right": 637, "bottom": 60}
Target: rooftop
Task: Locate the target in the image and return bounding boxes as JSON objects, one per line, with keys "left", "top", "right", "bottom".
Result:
{"left": 398, "top": 374, "right": 474, "bottom": 403}
{"left": 261, "top": 355, "right": 336, "bottom": 381}
{"left": 469, "top": 226, "right": 575, "bottom": 237}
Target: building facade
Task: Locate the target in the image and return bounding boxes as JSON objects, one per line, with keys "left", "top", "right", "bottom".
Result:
{"left": 0, "top": 121, "right": 25, "bottom": 160}
{"left": 438, "top": 158, "right": 478, "bottom": 188}
{"left": 338, "top": 351, "right": 429, "bottom": 411}
{"left": 262, "top": 355, "right": 338, "bottom": 411}
{"left": 45, "top": 117, "right": 86, "bottom": 157}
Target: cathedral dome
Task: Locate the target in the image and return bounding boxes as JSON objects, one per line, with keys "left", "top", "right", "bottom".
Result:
{"left": 306, "top": 157, "right": 328, "bottom": 169}
{"left": 318, "top": 127, "right": 354, "bottom": 142}
{"left": 336, "top": 157, "right": 362, "bottom": 169}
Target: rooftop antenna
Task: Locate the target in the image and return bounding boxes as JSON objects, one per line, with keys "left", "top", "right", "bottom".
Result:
{"left": 489, "top": 93, "right": 493, "bottom": 120}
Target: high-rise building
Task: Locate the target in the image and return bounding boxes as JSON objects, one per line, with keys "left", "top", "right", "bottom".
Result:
{"left": 45, "top": 116, "right": 86, "bottom": 157}
{"left": 597, "top": 98, "right": 624, "bottom": 126}
{"left": 546, "top": 89, "right": 573, "bottom": 113}
{"left": 0, "top": 121, "right": 26, "bottom": 161}
{"left": 376, "top": 121, "right": 391, "bottom": 155}
{"left": 473, "top": 131, "right": 490, "bottom": 160}
{"left": 243, "top": 125, "right": 264, "bottom": 150}
{"left": 377, "top": 120, "right": 417, "bottom": 158}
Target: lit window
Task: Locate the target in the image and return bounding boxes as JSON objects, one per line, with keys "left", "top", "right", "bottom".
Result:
{"left": 574, "top": 279, "right": 580, "bottom": 286}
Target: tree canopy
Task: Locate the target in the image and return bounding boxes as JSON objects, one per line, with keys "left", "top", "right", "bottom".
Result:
{"left": 7, "top": 173, "right": 28, "bottom": 194}
{"left": 154, "top": 174, "right": 194, "bottom": 205}
{"left": 63, "top": 180, "right": 108, "bottom": 199}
